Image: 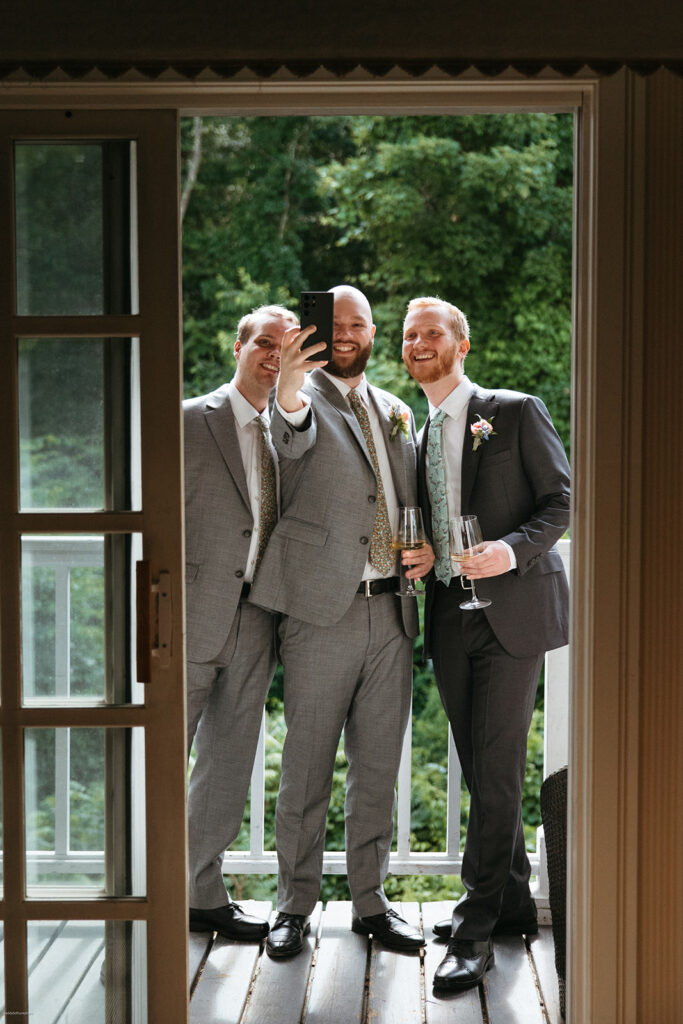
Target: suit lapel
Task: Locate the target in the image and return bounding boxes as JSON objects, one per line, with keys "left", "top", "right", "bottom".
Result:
{"left": 308, "top": 369, "right": 374, "bottom": 471}
{"left": 460, "top": 389, "right": 499, "bottom": 513}
{"left": 205, "top": 387, "right": 251, "bottom": 512}
{"left": 418, "top": 416, "right": 432, "bottom": 522}
{"left": 369, "top": 386, "right": 410, "bottom": 503}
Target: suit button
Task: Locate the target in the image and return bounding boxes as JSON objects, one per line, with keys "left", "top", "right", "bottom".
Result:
{"left": 235, "top": 570, "right": 244, "bottom": 578}
{"left": 368, "top": 495, "right": 376, "bottom": 503}
{"left": 243, "top": 529, "right": 252, "bottom": 538}
{"left": 360, "top": 536, "right": 369, "bottom": 545}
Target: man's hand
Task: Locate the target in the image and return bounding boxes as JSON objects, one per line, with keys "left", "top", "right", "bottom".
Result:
{"left": 276, "top": 325, "right": 328, "bottom": 412}
{"left": 403, "top": 542, "right": 435, "bottom": 580}
{"left": 461, "top": 540, "right": 512, "bottom": 579}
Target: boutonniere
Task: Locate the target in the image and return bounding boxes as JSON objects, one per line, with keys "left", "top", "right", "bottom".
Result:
{"left": 470, "top": 414, "right": 497, "bottom": 451}
{"left": 389, "top": 405, "right": 410, "bottom": 440}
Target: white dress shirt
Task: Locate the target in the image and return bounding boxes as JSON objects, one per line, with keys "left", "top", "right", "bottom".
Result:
{"left": 227, "top": 381, "right": 279, "bottom": 583}
{"left": 428, "top": 376, "right": 516, "bottom": 572}
{"left": 277, "top": 371, "right": 400, "bottom": 580}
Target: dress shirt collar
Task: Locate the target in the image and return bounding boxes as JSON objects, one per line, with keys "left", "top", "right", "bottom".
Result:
{"left": 428, "top": 375, "right": 474, "bottom": 420}
{"left": 321, "top": 369, "right": 369, "bottom": 405}
{"left": 227, "top": 379, "right": 270, "bottom": 428}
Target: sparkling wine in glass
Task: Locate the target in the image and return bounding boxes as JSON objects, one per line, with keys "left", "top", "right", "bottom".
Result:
{"left": 449, "top": 514, "right": 492, "bottom": 610}
{"left": 392, "top": 506, "right": 426, "bottom": 597}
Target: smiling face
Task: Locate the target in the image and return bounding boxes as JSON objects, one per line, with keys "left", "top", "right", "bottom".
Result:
{"left": 402, "top": 304, "right": 470, "bottom": 388}
{"left": 327, "top": 288, "right": 376, "bottom": 382}
{"left": 234, "top": 312, "right": 290, "bottom": 410}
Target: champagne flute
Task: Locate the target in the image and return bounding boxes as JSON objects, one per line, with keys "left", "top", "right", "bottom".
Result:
{"left": 392, "top": 506, "right": 426, "bottom": 597}
{"left": 449, "top": 514, "right": 492, "bottom": 610}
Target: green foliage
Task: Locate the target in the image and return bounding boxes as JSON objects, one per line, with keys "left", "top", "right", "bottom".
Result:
{"left": 182, "top": 113, "right": 572, "bottom": 453}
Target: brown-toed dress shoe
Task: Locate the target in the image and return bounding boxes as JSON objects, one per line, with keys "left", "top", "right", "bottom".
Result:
{"left": 351, "top": 908, "right": 426, "bottom": 951}
{"left": 266, "top": 913, "right": 311, "bottom": 958}
{"left": 189, "top": 902, "right": 269, "bottom": 941}
{"left": 433, "top": 938, "right": 494, "bottom": 990}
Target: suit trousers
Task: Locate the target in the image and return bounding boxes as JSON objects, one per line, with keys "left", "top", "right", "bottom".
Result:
{"left": 276, "top": 591, "right": 412, "bottom": 917}
{"left": 187, "top": 599, "right": 276, "bottom": 908}
{"left": 430, "top": 581, "right": 543, "bottom": 940}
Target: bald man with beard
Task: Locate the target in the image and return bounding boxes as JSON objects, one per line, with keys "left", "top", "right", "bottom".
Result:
{"left": 251, "top": 286, "right": 433, "bottom": 958}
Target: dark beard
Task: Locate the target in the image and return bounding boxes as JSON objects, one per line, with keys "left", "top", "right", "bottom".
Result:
{"left": 326, "top": 344, "right": 372, "bottom": 379}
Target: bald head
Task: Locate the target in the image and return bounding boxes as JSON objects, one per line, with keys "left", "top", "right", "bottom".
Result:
{"left": 329, "top": 284, "right": 373, "bottom": 322}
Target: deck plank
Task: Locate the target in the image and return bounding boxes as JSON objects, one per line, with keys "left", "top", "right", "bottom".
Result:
{"left": 189, "top": 931, "right": 214, "bottom": 991}
{"left": 366, "top": 902, "right": 424, "bottom": 1024}
{"left": 240, "top": 902, "right": 323, "bottom": 1024}
{"left": 189, "top": 900, "right": 272, "bottom": 1024}
{"left": 303, "top": 901, "right": 367, "bottom": 1024}
{"left": 421, "top": 902, "right": 483, "bottom": 1024}
{"left": 528, "top": 928, "right": 562, "bottom": 1024}
{"left": 486, "top": 935, "right": 545, "bottom": 1024}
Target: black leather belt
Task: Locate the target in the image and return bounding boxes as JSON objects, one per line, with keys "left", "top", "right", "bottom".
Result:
{"left": 240, "top": 582, "right": 252, "bottom": 600}
{"left": 356, "top": 577, "right": 399, "bottom": 597}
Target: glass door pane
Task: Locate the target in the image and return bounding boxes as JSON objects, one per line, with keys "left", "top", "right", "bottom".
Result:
{"left": 0, "top": 109, "right": 186, "bottom": 1023}
{"left": 14, "top": 141, "right": 137, "bottom": 317}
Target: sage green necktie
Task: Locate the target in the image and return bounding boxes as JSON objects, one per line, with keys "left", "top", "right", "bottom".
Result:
{"left": 255, "top": 415, "right": 277, "bottom": 572}
{"left": 348, "top": 389, "right": 395, "bottom": 575}
{"left": 426, "top": 409, "right": 452, "bottom": 584}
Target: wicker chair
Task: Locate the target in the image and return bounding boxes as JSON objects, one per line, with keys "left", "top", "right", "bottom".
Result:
{"left": 540, "top": 765, "right": 568, "bottom": 1018}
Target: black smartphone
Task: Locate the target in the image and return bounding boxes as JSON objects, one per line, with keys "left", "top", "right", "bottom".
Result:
{"left": 299, "top": 291, "right": 334, "bottom": 363}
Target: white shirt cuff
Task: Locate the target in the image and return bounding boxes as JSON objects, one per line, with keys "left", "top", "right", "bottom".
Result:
{"left": 275, "top": 394, "right": 311, "bottom": 427}
{"left": 500, "top": 539, "right": 517, "bottom": 571}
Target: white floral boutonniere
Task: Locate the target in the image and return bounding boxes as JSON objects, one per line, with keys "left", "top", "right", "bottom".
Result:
{"left": 470, "top": 414, "right": 497, "bottom": 451}
{"left": 389, "top": 405, "right": 410, "bottom": 440}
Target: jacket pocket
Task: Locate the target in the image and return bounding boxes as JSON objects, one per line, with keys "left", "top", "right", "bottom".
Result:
{"left": 277, "top": 516, "right": 328, "bottom": 547}
{"left": 185, "top": 562, "right": 200, "bottom": 582}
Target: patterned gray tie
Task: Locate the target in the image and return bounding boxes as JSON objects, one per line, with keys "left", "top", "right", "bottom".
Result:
{"left": 255, "top": 415, "right": 277, "bottom": 572}
{"left": 348, "top": 388, "right": 395, "bottom": 575}
{"left": 426, "top": 409, "right": 452, "bottom": 584}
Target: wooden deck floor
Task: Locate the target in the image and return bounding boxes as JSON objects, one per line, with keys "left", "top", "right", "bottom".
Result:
{"left": 189, "top": 900, "right": 562, "bottom": 1024}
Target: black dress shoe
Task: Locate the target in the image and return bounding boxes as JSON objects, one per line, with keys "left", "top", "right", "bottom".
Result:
{"left": 432, "top": 907, "right": 538, "bottom": 939}
{"left": 189, "top": 902, "right": 269, "bottom": 941}
{"left": 266, "top": 913, "right": 311, "bottom": 958}
{"left": 351, "top": 909, "right": 426, "bottom": 951}
{"left": 433, "top": 938, "right": 494, "bottom": 990}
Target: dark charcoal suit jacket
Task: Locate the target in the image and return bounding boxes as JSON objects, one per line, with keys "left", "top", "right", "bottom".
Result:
{"left": 418, "top": 385, "right": 570, "bottom": 659}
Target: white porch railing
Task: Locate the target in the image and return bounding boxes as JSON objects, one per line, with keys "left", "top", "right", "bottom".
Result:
{"left": 225, "top": 538, "right": 570, "bottom": 904}
{"left": 21, "top": 536, "right": 569, "bottom": 903}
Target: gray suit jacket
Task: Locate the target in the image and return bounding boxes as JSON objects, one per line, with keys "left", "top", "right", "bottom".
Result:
{"left": 250, "top": 369, "right": 420, "bottom": 638}
{"left": 184, "top": 384, "right": 261, "bottom": 663}
{"left": 418, "top": 385, "right": 570, "bottom": 659}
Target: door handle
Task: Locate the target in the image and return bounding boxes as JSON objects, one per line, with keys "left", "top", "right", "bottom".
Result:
{"left": 136, "top": 561, "right": 173, "bottom": 681}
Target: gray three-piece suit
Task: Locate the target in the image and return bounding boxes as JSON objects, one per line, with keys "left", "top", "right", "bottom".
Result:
{"left": 251, "top": 369, "right": 419, "bottom": 917}
{"left": 184, "top": 384, "right": 277, "bottom": 909}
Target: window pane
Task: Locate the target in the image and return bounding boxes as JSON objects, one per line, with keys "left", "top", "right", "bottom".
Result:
{"left": 21, "top": 534, "right": 144, "bottom": 705}
{"left": 25, "top": 728, "right": 146, "bottom": 896}
{"left": 27, "top": 920, "right": 147, "bottom": 1024}
{"left": 14, "top": 142, "right": 135, "bottom": 316}
{"left": 18, "top": 338, "right": 141, "bottom": 511}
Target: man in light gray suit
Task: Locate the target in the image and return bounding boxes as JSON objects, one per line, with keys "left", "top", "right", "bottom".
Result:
{"left": 184, "top": 303, "right": 298, "bottom": 941}
{"left": 250, "top": 285, "right": 434, "bottom": 957}
{"left": 402, "top": 296, "right": 570, "bottom": 990}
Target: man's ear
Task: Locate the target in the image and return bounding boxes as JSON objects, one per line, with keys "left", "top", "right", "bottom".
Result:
{"left": 234, "top": 341, "right": 241, "bottom": 361}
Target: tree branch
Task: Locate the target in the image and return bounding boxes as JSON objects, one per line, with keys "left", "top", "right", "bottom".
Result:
{"left": 180, "top": 117, "right": 204, "bottom": 223}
